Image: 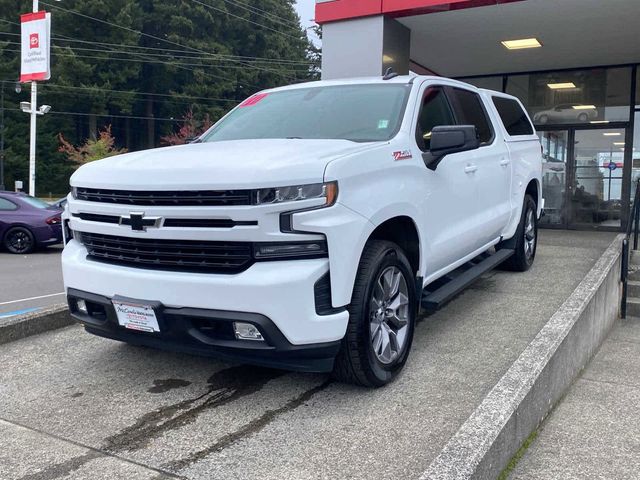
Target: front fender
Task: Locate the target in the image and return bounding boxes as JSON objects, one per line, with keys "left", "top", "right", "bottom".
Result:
{"left": 294, "top": 203, "right": 424, "bottom": 308}
{"left": 294, "top": 203, "right": 374, "bottom": 308}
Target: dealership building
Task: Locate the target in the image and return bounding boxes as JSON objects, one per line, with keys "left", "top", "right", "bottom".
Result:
{"left": 316, "top": 0, "right": 640, "bottom": 231}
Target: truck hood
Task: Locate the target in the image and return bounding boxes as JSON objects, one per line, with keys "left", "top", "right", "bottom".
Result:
{"left": 70, "top": 139, "right": 379, "bottom": 190}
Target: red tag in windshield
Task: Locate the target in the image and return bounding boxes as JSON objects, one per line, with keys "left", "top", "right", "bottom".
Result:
{"left": 239, "top": 93, "right": 269, "bottom": 107}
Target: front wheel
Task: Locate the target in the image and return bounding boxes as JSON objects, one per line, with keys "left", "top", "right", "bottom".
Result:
{"left": 498, "top": 194, "right": 538, "bottom": 271}
{"left": 332, "top": 240, "right": 417, "bottom": 388}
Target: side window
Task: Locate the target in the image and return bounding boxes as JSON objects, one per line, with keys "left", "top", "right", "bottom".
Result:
{"left": 0, "top": 198, "right": 18, "bottom": 211}
{"left": 415, "top": 87, "right": 456, "bottom": 151}
{"left": 449, "top": 88, "right": 494, "bottom": 144}
{"left": 492, "top": 97, "right": 534, "bottom": 136}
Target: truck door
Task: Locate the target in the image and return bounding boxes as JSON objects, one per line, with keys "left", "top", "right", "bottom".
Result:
{"left": 445, "top": 87, "right": 511, "bottom": 246}
{"left": 414, "top": 85, "right": 485, "bottom": 273}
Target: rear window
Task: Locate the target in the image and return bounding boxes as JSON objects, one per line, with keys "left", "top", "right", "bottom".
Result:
{"left": 492, "top": 97, "right": 534, "bottom": 136}
{"left": 0, "top": 198, "right": 18, "bottom": 211}
{"left": 449, "top": 88, "right": 494, "bottom": 144}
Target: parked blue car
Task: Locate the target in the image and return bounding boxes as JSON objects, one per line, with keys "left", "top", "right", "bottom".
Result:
{"left": 0, "top": 191, "right": 63, "bottom": 254}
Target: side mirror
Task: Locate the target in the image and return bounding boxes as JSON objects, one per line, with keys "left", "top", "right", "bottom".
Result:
{"left": 423, "top": 125, "right": 480, "bottom": 171}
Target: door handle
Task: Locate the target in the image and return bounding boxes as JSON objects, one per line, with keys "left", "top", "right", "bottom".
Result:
{"left": 500, "top": 159, "right": 510, "bottom": 167}
{"left": 464, "top": 164, "right": 478, "bottom": 174}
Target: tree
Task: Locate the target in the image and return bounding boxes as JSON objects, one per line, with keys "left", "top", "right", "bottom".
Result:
{"left": 0, "top": 0, "right": 314, "bottom": 193}
{"left": 58, "top": 125, "right": 127, "bottom": 166}
{"left": 160, "top": 108, "right": 212, "bottom": 145}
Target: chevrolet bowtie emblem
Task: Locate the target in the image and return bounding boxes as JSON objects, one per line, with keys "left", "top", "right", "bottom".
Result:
{"left": 120, "top": 212, "right": 161, "bottom": 231}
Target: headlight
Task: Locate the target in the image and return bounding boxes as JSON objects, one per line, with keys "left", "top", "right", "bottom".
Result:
{"left": 254, "top": 181, "right": 338, "bottom": 207}
{"left": 70, "top": 186, "right": 78, "bottom": 199}
{"left": 254, "top": 241, "right": 328, "bottom": 260}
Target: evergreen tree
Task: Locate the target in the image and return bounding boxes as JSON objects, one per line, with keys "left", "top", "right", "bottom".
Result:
{"left": 0, "top": 0, "right": 315, "bottom": 194}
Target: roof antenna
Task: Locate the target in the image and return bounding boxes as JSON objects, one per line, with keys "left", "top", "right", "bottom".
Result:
{"left": 383, "top": 67, "right": 399, "bottom": 80}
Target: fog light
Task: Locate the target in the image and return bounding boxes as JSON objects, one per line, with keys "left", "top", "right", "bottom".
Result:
{"left": 76, "top": 299, "right": 88, "bottom": 315}
{"left": 233, "top": 322, "right": 264, "bottom": 341}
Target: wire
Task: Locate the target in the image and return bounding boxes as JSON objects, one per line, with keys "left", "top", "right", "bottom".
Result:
{"left": 0, "top": 28, "right": 311, "bottom": 65}
{"left": 221, "top": 0, "right": 300, "bottom": 29}
{"left": 4, "top": 107, "right": 187, "bottom": 122}
{"left": 1, "top": 42, "right": 310, "bottom": 74}
{"left": 190, "top": 0, "right": 301, "bottom": 41}
{"left": 37, "top": 2, "right": 298, "bottom": 80}
{"left": 1, "top": 79, "right": 240, "bottom": 103}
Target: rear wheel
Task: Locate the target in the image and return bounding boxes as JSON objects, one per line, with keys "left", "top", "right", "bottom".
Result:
{"left": 332, "top": 240, "right": 417, "bottom": 387}
{"left": 498, "top": 194, "right": 537, "bottom": 271}
{"left": 4, "top": 227, "right": 36, "bottom": 254}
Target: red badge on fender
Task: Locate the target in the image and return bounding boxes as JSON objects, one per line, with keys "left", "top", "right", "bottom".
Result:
{"left": 393, "top": 150, "right": 412, "bottom": 161}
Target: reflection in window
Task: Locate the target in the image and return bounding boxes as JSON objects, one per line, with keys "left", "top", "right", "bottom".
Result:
{"left": 461, "top": 76, "right": 503, "bottom": 92}
{"left": 506, "top": 67, "right": 632, "bottom": 126}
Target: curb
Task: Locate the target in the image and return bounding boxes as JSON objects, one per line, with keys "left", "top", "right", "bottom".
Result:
{"left": 0, "top": 304, "right": 74, "bottom": 346}
{"left": 421, "top": 234, "right": 625, "bottom": 480}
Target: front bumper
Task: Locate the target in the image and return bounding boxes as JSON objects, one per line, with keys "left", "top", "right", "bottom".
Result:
{"left": 67, "top": 288, "right": 341, "bottom": 372}
{"left": 62, "top": 240, "right": 349, "bottom": 363}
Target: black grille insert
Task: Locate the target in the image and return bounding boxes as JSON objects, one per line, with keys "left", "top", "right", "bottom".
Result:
{"left": 78, "top": 232, "right": 253, "bottom": 274}
{"left": 73, "top": 213, "right": 257, "bottom": 229}
{"left": 75, "top": 187, "right": 253, "bottom": 206}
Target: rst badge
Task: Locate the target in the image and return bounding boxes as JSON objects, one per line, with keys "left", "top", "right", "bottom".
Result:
{"left": 393, "top": 150, "right": 413, "bottom": 161}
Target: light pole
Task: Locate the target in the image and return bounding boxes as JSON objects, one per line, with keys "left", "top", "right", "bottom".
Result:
{"left": 1, "top": 81, "right": 4, "bottom": 191}
{"left": 25, "top": 0, "right": 39, "bottom": 196}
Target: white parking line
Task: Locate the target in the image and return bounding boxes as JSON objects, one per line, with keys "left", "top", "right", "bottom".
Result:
{"left": 0, "top": 292, "right": 66, "bottom": 307}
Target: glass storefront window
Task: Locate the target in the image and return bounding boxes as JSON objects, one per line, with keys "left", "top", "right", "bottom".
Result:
{"left": 632, "top": 112, "right": 640, "bottom": 203}
{"left": 573, "top": 129, "right": 626, "bottom": 228}
{"left": 506, "top": 67, "right": 632, "bottom": 126}
{"left": 636, "top": 68, "right": 640, "bottom": 108}
{"left": 461, "top": 76, "right": 503, "bottom": 92}
{"left": 539, "top": 130, "right": 569, "bottom": 226}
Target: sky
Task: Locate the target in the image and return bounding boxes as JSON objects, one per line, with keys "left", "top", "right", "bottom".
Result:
{"left": 294, "top": 0, "right": 320, "bottom": 46}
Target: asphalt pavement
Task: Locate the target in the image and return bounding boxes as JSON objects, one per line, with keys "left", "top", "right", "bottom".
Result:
{"left": 0, "top": 245, "right": 65, "bottom": 317}
{"left": 0, "top": 230, "right": 617, "bottom": 480}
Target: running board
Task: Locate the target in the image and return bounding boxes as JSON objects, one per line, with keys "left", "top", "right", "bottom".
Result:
{"left": 421, "top": 249, "right": 515, "bottom": 311}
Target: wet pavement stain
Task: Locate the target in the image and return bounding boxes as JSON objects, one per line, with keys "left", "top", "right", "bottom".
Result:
{"left": 163, "top": 380, "right": 333, "bottom": 472}
{"left": 102, "top": 365, "right": 286, "bottom": 453}
{"left": 15, "top": 451, "right": 102, "bottom": 480}
{"left": 148, "top": 379, "right": 192, "bottom": 394}
{"left": 13, "top": 365, "right": 285, "bottom": 480}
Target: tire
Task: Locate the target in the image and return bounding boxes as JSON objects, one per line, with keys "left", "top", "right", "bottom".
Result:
{"left": 332, "top": 240, "right": 417, "bottom": 388}
{"left": 498, "top": 195, "right": 538, "bottom": 272}
{"left": 578, "top": 112, "right": 588, "bottom": 122}
{"left": 4, "top": 226, "right": 36, "bottom": 254}
{"left": 538, "top": 114, "right": 549, "bottom": 125}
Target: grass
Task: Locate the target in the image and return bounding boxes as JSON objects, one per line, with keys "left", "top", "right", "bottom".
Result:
{"left": 497, "top": 429, "right": 539, "bottom": 480}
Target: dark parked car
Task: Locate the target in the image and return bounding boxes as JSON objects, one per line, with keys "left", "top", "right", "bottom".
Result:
{"left": 0, "top": 191, "right": 63, "bottom": 254}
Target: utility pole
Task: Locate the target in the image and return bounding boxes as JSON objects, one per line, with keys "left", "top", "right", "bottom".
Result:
{"left": 28, "top": 0, "right": 39, "bottom": 197}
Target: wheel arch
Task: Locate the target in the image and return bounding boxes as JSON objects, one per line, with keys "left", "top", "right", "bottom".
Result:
{"left": 525, "top": 178, "right": 542, "bottom": 216}
{"left": 368, "top": 216, "right": 421, "bottom": 277}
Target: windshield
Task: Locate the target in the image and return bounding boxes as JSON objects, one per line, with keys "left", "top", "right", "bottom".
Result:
{"left": 19, "top": 196, "right": 53, "bottom": 209}
{"left": 202, "top": 84, "right": 411, "bottom": 143}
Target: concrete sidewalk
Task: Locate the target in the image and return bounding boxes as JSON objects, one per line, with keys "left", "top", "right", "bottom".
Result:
{"left": 509, "top": 316, "right": 640, "bottom": 480}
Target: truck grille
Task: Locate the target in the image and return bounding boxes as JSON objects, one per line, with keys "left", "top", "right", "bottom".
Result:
{"left": 75, "top": 187, "right": 253, "bottom": 206}
{"left": 78, "top": 232, "right": 253, "bottom": 274}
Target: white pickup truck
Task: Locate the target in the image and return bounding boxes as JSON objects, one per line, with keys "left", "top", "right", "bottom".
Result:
{"left": 62, "top": 75, "right": 542, "bottom": 387}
